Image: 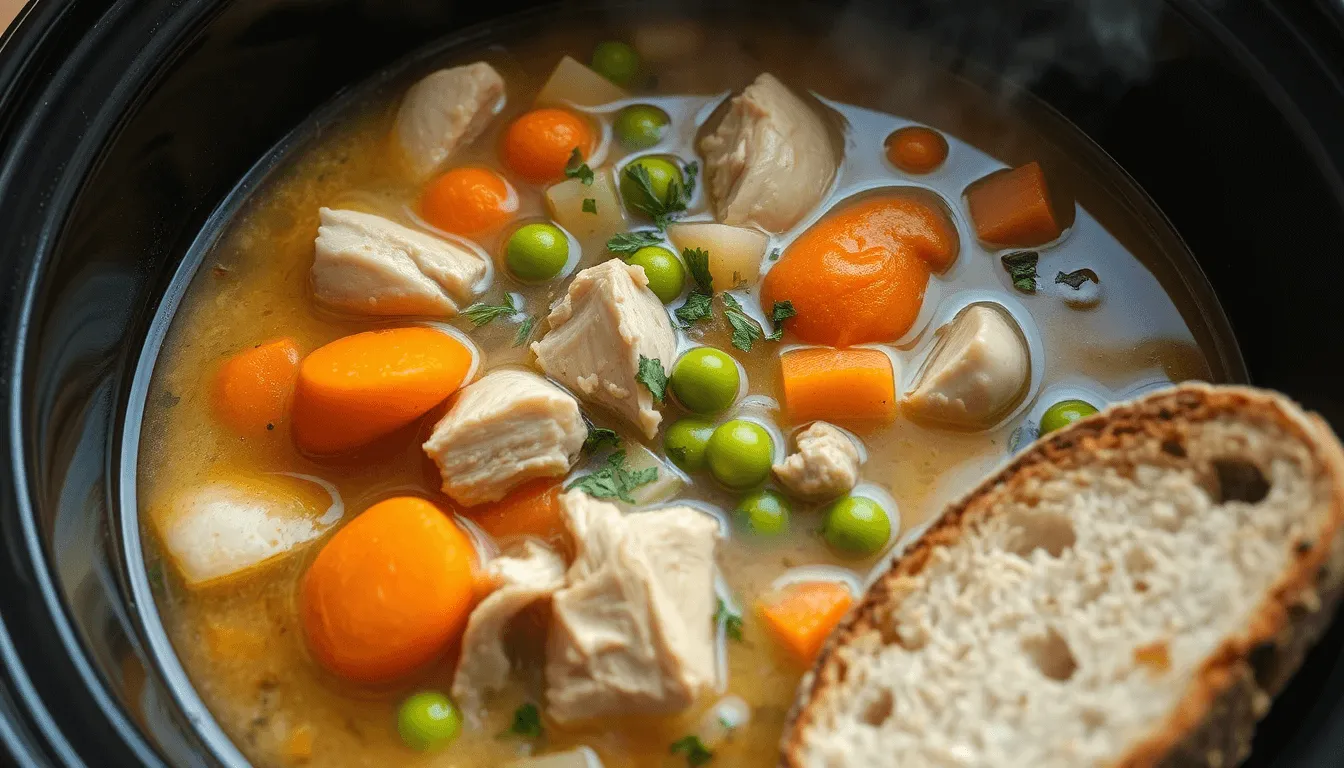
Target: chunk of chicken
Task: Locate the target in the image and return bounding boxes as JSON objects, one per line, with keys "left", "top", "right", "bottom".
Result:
{"left": 423, "top": 369, "right": 585, "bottom": 506}
{"left": 452, "top": 541, "right": 566, "bottom": 714}
{"left": 394, "top": 62, "right": 505, "bottom": 179}
{"left": 531, "top": 260, "right": 677, "bottom": 439}
{"left": 545, "top": 492, "right": 720, "bottom": 724}
{"left": 903, "top": 304, "right": 1031, "bottom": 428}
{"left": 772, "top": 422, "right": 862, "bottom": 501}
{"left": 698, "top": 73, "right": 838, "bottom": 232}
{"left": 311, "top": 208, "right": 487, "bottom": 317}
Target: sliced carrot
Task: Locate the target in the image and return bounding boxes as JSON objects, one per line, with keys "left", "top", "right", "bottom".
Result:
{"left": 758, "top": 581, "right": 854, "bottom": 663}
{"left": 965, "top": 161, "right": 1061, "bottom": 247}
{"left": 761, "top": 193, "right": 957, "bottom": 347}
{"left": 300, "top": 497, "right": 477, "bottom": 684}
{"left": 291, "top": 327, "right": 473, "bottom": 455}
{"left": 501, "top": 108, "right": 595, "bottom": 184}
{"left": 885, "top": 126, "right": 948, "bottom": 174}
{"left": 780, "top": 347, "right": 897, "bottom": 424}
{"left": 212, "top": 338, "right": 301, "bottom": 437}
{"left": 421, "top": 166, "right": 518, "bottom": 236}
{"left": 464, "top": 478, "right": 566, "bottom": 545}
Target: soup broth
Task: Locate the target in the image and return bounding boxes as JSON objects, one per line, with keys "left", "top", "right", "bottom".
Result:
{"left": 136, "top": 11, "right": 1229, "bottom": 768}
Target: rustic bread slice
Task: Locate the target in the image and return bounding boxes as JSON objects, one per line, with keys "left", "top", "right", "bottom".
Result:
{"left": 782, "top": 383, "right": 1344, "bottom": 768}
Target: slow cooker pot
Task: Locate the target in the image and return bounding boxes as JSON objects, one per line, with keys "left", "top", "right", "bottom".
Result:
{"left": 3, "top": 0, "right": 1344, "bottom": 765}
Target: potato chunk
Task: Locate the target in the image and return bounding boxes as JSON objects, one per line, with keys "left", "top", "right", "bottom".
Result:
{"left": 666, "top": 221, "right": 768, "bottom": 289}
{"left": 536, "top": 55, "right": 628, "bottom": 107}
{"left": 546, "top": 168, "right": 626, "bottom": 241}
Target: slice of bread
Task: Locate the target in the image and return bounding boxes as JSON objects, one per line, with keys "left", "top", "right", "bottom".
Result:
{"left": 782, "top": 384, "right": 1344, "bottom": 768}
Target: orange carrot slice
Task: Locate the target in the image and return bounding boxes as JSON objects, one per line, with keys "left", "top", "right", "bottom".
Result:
{"left": 780, "top": 347, "right": 897, "bottom": 424}
{"left": 291, "top": 327, "right": 473, "bottom": 455}
{"left": 885, "top": 126, "right": 949, "bottom": 175}
{"left": 501, "top": 108, "right": 595, "bottom": 184}
{"left": 421, "top": 166, "right": 518, "bottom": 236}
{"left": 464, "top": 478, "right": 567, "bottom": 545}
{"left": 758, "top": 581, "right": 855, "bottom": 663}
{"left": 965, "top": 161, "right": 1061, "bottom": 247}
{"left": 211, "top": 338, "right": 301, "bottom": 437}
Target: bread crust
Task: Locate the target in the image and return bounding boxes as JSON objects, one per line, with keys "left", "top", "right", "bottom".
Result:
{"left": 780, "top": 384, "right": 1344, "bottom": 768}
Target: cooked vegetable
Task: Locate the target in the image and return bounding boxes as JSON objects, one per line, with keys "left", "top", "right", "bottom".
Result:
{"left": 758, "top": 581, "right": 854, "bottom": 662}
{"left": 822, "top": 495, "right": 891, "bottom": 558}
{"left": 621, "top": 156, "right": 685, "bottom": 224}
{"left": 675, "top": 291, "right": 713, "bottom": 328}
{"left": 397, "top": 691, "right": 462, "bottom": 752}
{"left": 583, "top": 417, "right": 621, "bottom": 453}
{"left": 421, "top": 167, "right": 517, "bottom": 235}
{"left": 670, "top": 735, "right": 714, "bottom": 767}
{"left": 1040, "top": 398, "right": 1099, "bottom": 434}
{"left": 1056, "top": 268, "right": 1098, "bottom": 289}
{"left": 513, "top": 316, "right": 537, "bottom": 347}
{"left": 506, "top": 223, "right": 570, "bottom": 282}
{"left": 591, "top": 41, "right": 640, "bottom": 86}
{"left": 546, "top": 167, "right": 625, "bottom": 240}
{"left": 566, "top": 450, "right": 659, "bottom": 503}
{"left": 714, "top": 598, "right": 744, "bottom": 641}
{"left": 563, "top": 148, "right": 594, "bottom": 185}
{"left": 301, "top": 497, "right": 476, "bottom": 683}
{"left": 884, "top": 125, "right": 949, "bottom": 174}
{"left": 966, "top": 161, "right": 1062, "bottom": 247}
{"left": 615, "top": 104, "right": 671, "bottom": 149}
{"left": 720, "top": 293, "right": 767, "bottom": 352}
{"left": 666, "top": 222, "right": 767, "bottom": 289}
{"left": 607, "top": 229, "right": 664, "bottom": 254}
{"left": 779, "top": 347, "right": 896, "bottom": 424}
{"left": 291, "top": 327, "right": 473, "bottom": 455}
{"left": 627, "top": 245, "right": 686, "bottom": 303}
{"left": 664, "top": 417, "right": 716, "bottom": 472}
{"left": 734, "top": 489, "right": 791, "bottom": 537}
{"left": 503, "top": 702, "right": 544, "bottom": 739}
{"left": 706, "top": 420, "right": 774, "bottom": 489}
{"left": 464, "top": 479, "right": 565, "bottom": 544}
{"left": 761, "top": 194, "right": 957, "bottom": 346}
{"left": 536, "top": 55, "right": 629, "bottom": 107}
{"left": 461, "top": 297, "right": 518, "bottom": 326}
{"left": 211, "top": 337, "right": 301, "bottom": 437}
{"left": 1001, "top": 250, "right": 1039, "bottom": 293}
{"left": 671, "top": 347, "right": 740, "bottom": 414}
{"left": 502, "top": 109, "right": 595, "bottom": 184}
{"left": 636, "top": 355, "right": 668, "bottom": 402}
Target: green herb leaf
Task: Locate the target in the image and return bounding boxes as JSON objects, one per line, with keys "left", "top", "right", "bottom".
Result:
{"left": 670, "top": 735, "right": 714, "bottom": 767}
{"left": 1001, "top": 251, "right": 1039, "bottom": 293}
{"left": 765, "top": 300, "right": 796, "bottom": 341}
{"left": 623, "top": 162, "right": 689, "bottom": 229}
{"left": 513, "top": 316, "right": 536, "bottom": 347}
{"left": 675, "top": 290, "right": 714, "bottom": 328}
{"left": 715, "top": 598, "right": 744, "bottom": 642}
{"left": 768, "top": 248, "right": 781, "bottom": 262}
{"left": 720, "top": 293, "right": 764, "bottom": 352}
{"left": 607, "top": 229, "right": 665, "bottom": 254}
{"left": 564, "top": 148, "right": 594, "bottom": 185}
{"left": 637, "top": 355, "right": 668, "bottom": 402}
{"left": 1055, "top": 268, "right": 1098, "bottom": 290}
{"left": 683, "top": 247, "right": 713, "bottom": 293}
{"left": 582, "top": 415, "right": 621, "bottom": 453}
{"left": 462, "top": 297, "right": 518, "bottom": 327}
{"left": 682, "top": 160, "right": 700, "bottom": 198}
{"left": 582, "top": 198, "right": 598, "bottom": 214}
{"left": 501, "top": 703, "right": 543, "bottom": 739}
{"left": 566, "top": 450, "right": 657, "bottom": 503}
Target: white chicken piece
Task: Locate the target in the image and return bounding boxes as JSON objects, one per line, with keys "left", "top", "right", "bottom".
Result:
{"left": 452, "top": 541, "right": 567, "bottom": 715}
{"left": 310, "top": 208, "right": 487, "bottom": 317}
{"left": 545, "top": 492, "right": 720, "bottom": 724}
{"left": 394, "top": 62, "right": 505, "bottom": 179}
{"left": 531, "top": 260, "right": 677, "bottom": 440}
{"left": 423, "top": 369, "right": 585, "bottom": 506}
{"left": 903, "top": 304, "right": 1031, "bottom": 428}
{"left": 698, "top": 73, "right": 838, "bottom": 233}
{"left": 772, "top": 422, "right": 863, "bottom": 501}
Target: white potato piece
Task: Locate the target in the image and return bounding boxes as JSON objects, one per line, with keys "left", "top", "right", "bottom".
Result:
{"left": 666, "top": 221, "right": 768, "bottom": 289}
{"left": 546, "top": 168, "right": 626, "bottom": 241}
{"left": 618, "top": 443, "right": 686, "bottom": 507}
{"left": 536, "top": 55, "right": 628, "bottom": 107}
{"left": 903, "top": 304, "right": 1031, "bottom": 428}
{"left": 157, "top": 475, "right": 342, "bottom": 589}
{"left": 505, "top": 747, "right": 603, "bottom": 768}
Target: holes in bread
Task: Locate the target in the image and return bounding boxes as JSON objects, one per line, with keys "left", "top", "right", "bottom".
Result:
{"left": 1021, "top": 627, "right": 1077, "bottom": 681}
{"left": 860, "top": 688, "right": 895, "bottom": 726}
{"left": 1160, "top": 438, "right": 1186, "bottom": 458}
{"left": 1211, "top": 458, "right": 1270, "bottom": 505}
{"left": 1004, "top": 509, "right": 1076, "bottom": 559}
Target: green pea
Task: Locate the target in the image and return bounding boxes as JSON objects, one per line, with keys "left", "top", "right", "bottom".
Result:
{"left": 506, "top": 223, "right": 569, "bottom": 282}
{"left": 620, "top": 156, "right": 683, "bottom": 215}
{"left": 628, "top": 245, "right": 685, "bottom": 303}
{"left": 1039, "top": 399, "right": 1100, "bottom": 434}
{"left": 664, "top": 417, "right": 716, "bottom": 472}
{"left": 706, "top": 420, "right": 774, "bottom": 489}
{"left": 671, "top": 347, "right": 740, "bottom": 414}
{"left": 615, "top": 104, "right": 671, "bottom": 149}
{"left": 591, "top": 41, "right": 640, "bottom": 86}
{"left": 397, "top": 691, "right": 462, "bottom": 752}
{"left": 734, "top": 489, "right": 791, "bottom": 537}
{"left": 822, "top": 496, "right": 891, "bottom": 558}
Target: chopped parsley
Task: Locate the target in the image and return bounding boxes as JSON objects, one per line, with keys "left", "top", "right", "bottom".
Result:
{"left": 683, "top": 247, "right": 713, "bottom": 293}
{"left": 564, "top": 148, "right": 594, "bottom": 185}
{"left": 462, "top": 297, "right": 518, "bottom": 327}
{"left": 606, "top": 229, "right": 665, "bottom": 254}
{"left": 675, "top": 291, "right": 714, "bottom": 327}
{"left": 768, "top": 248, "right": 781, "bottom": 262}
{"left": 676, "top": 247, "right": 716, "bottom": 328}
{"left": 766, "top": 300, "right": 796, "bottom": 341}
{"left": 670, "top": 735, "right": 714, "bottom": 766}
{"left": 715, "top": 598, "right": 744, "bottom": 642}
{"left": 582, "top": 415, "right": 621, "bottom": 453}
{"left": 682, "top": 160, "right": 699, "bottom": 198}
{"left": 636, "top": 355, "right": 668, "bottom": 402}
{"left": 512, "top": 315, "right": 536, "bottom": 347}
{"left": 566, "top": 450, "right": 658, "bottom": 503}
{"left": 501, "top": 703, "right": 543, "bottom": 739}
{"left": 581, "top": 198, "right": 597, "bottom": 214}
{"left": 1055, "top": 268, "right": 1098, "bottom": 289}
{"left": 623, "top": 162, "right": 690, "bottom": 229}
{"left": 721, "top": 293, "right": 765, "bottom": 352}
{"left": 1001, "top": 251, "right": 1039, "bottom": 293}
